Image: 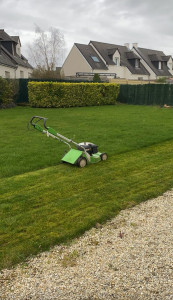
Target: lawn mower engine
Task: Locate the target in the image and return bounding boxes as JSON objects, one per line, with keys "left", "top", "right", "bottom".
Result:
{"left": 75, "top": 141, "right": 107, "bottom": 167}
{"left": 77, "top": 142, "right": 98, "bottom": 155}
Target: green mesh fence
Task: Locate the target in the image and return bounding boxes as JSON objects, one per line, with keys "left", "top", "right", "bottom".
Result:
{"left": 118, "top": 84, "right": 173, "bottom": 106}
{"left": 17, "top": 79, "right": 28, "bottom": 103}
{"left": 14, "top": 80, "right": 173, "bottom": 106}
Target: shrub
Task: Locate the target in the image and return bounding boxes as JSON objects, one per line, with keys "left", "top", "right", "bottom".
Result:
{"left": 156, "top": 77, "right": 167, "bottom": 83}
{"left": 28, "top": 82, "right": 120, "bottom": 108}
{"left": 0, "top": 77, "right": 14, "bottom": 108}
{"left": 93, "top": 73, "right": 101, "bottom": 83}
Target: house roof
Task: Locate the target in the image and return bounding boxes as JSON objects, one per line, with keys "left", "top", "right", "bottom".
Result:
{"left": 0, "top": 29, "right": 14, "bottom": 42}
{"left": 0, "top": 30, "right": 33, "bottom": 69}
{"left": 0, "top": 43, "right": 32, "bottom": 69}
{"left": 162, "top": 55, "right": 171, "bottom": 62}
{"left": 11, "top": 36, "right": 19, "bottom": 43}
{"left": 148, "top": 54, "right": 160, "bottom": 61}
{"left": 134, "top": 47, "right": 172, "bottom": 76}
{"left": 107, "top": 48, "right": 118, "bottom": 56}
{"left": 11, "top": 35, "right": 21, "bottom": 46}
{"left": 90, "top": 41, "right": 150, "bottom": 75}
{"left": 0, "top": 44, "right": 16, "bottom": 68}
{"left": 125, "top": 51, "right": 140, "bottom": 60}
{"left": 75, "top": 43, "right": 108, "bottom": 70}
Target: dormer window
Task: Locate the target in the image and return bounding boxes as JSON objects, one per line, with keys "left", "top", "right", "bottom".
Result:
{"left": 91, "top": 56, "right": 100, "bottom": 62}
{"left": 135, "top": 59, "right": 140, "bottom": 68}
{"left": 158, "top": 61, "right": 162, "bottom": 70}
{"left": 114, "top": 57, "right": 119, "bottom": 66}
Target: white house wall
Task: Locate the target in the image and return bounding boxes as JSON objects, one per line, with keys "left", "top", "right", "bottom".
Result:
{"left": 61, "top": 45, "right": 92, "bottom": 77}
{"left": 15, "top": 66, "right": 33, "bottom": 79}
{"left": 0, "top": 65, "right": 16, "bottom": 78}
{"left": 124, "top": 67, "right": 149, "bottom": 80}
{"left": 93, "top": 65, "right": 149, "bottom": 80}
{"left": 106, "top": 64, "right": 126, "bottom": 78}
{"left": 0, "top": 64, "right": 32, "bottom": 78}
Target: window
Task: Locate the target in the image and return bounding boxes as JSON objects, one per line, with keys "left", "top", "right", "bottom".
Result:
{"left": 114, "top": 57, "right": 119, "bottom": 66}
{"left": 158, "top": 61, "right": 162, "bottom": 70}
{"left": 91, "top": 56, "right": 100, "bottom": 62}
{"left": 135, "top": 59, "right": 140, "bottom": 68}
{"left": 20, "top": 70, "right": 24, "bottom": 78}
{"left": 5, "top": 71, "right": 10, "bottom": 78}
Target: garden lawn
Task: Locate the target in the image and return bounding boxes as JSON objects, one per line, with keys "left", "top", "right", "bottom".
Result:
{"left": 1, "top": 105, "right": 173, "bottom": 269}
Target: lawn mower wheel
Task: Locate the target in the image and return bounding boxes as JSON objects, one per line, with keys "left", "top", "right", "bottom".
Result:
{"left": 100, "top": 153, "right": 108, "bottom": 161}
{"left": 77, "top": 157, "right": 87, "bottom": 168}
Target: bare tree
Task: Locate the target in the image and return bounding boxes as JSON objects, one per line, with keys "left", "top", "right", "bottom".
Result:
{"left": 28, "top": 25, "right": 65, "bottom": 72}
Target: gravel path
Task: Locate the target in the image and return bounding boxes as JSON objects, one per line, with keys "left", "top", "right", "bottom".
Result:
{"left": 1, "top": 190, "right": 173, "bottom": 300}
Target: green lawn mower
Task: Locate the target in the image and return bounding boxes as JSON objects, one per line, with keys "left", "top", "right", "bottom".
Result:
{"left": 30, "top": 116, "right": 108, "bottom": 167}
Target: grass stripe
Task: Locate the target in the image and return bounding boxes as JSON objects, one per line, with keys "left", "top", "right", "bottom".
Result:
{"left": 1, "top": 139, "right": 173, "bottom": 269}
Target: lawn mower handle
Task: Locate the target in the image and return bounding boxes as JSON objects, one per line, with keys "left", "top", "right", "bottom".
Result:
{"left": 29, "top": 115, "right": 91, "bottom": 161}
{"left": 30, "top": 116, "right": 48, "bottom": 129}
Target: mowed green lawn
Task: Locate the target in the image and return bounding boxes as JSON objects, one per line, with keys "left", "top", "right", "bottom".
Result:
{"left": 1, "top": 104, "right": 173, "bottom": 269}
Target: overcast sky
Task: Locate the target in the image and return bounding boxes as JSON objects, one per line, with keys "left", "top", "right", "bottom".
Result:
{"left": 1, "top": 0, "right": 173, "bottom": 66}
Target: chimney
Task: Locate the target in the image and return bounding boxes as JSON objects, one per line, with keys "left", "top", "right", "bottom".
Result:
{"left": 124, "top": 43, "right": 130, "bottom": 49}
{"left": 132, "top": 43, "right": 138, "bottom": 48}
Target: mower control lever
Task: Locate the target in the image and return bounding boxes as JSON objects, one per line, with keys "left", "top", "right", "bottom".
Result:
{"left": 30, "top": 116, "right": 48, "bottom": 129}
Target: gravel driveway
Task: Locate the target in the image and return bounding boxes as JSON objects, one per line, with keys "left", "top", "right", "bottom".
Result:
{"left": 1, "top": 190, "right": 173, "bottom": 300}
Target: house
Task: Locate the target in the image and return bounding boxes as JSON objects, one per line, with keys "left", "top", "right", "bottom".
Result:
{"left": 61, "top": 41, "right": 150, "bottom": 80}
{"left": 132, "top": 44, "right": 173, "bottom": 80}
{"left": 61, "top": 41, "right": 173, "bottom": 81}
{"left": 0, "top": 29, "right": 33, "bottom": 79}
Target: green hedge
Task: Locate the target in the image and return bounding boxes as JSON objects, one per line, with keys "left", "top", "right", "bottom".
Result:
{"left": 0, "top": 77, "right": 13, "bottom": 108}
{"left": 16, "top": 78, "right": 91, "bottom": 104}
{"left": 28, "top": 82, "right": 120, "bottom": 108}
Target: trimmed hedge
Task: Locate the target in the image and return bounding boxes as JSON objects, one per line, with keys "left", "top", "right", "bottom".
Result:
{"left": 0, "top": 77, "right": 14, "bottom": 108}
{"left": 28, "top": 82, "right": 120, "bottom": 108}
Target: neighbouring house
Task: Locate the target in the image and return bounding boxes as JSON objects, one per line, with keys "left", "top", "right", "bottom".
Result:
{"left": 61, "top": 41, "right": 150, "bottom": 80}
{"left": 132, "top": 44, "right": 173, "bottom": 80}
{"left": 0, "top": 29, "right": 33, "bottom": 79}
{"left": 61, "top": 41, "right": 173, "bottom": 81}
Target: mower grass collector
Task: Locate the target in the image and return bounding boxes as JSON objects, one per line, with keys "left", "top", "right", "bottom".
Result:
{"left": 30, "top": 116, "right": 108, "bottom": 167}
